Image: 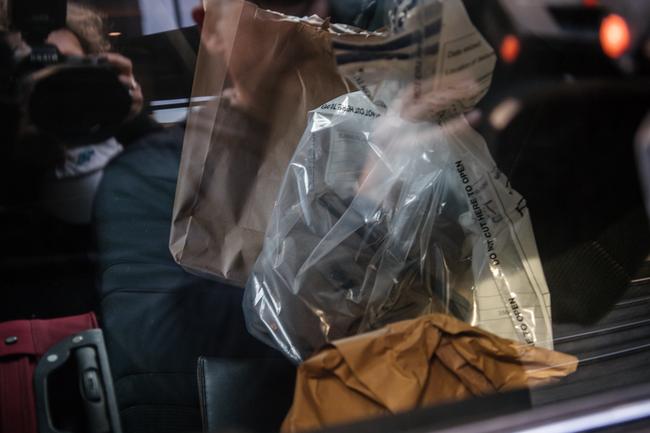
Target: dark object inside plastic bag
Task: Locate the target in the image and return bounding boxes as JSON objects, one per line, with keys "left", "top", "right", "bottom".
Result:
{"left": 244, "top": 89, "right": 553, "bottom": 362}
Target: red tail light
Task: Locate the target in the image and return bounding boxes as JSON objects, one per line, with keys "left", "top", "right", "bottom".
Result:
{"left": 500, "top": 35, "right": 521, "bottom": 64}
{"left": 600, "top": 14, "right": 631, "bottom": 59}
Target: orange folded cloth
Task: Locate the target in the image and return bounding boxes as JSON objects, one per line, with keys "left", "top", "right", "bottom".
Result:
{"left": 282, "top": 314, "right": 577, "bottom": 432}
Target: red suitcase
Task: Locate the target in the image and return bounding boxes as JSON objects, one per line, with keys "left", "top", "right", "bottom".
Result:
{"left": 0, "top": 313, "right": 97, "bottom": 433}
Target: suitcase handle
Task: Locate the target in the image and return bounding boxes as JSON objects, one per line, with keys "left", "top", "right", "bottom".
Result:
{"left": 34, "top": 329, "right": 122, "bottom": 433}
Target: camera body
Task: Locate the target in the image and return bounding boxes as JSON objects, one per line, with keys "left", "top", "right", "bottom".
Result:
{"left": 3, "top": 0, "right": 132, "bottom": 145}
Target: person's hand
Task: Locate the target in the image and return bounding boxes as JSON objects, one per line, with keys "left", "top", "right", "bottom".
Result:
{"left": 99, "top": 52, "right": 144, "bottom": 120}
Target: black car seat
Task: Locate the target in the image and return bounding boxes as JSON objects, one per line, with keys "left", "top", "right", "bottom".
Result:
{"left": 93, "top": 125, "right": 294, "bottom": 433}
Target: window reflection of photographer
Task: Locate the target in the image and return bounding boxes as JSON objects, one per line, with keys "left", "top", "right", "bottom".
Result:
{"left": 0, "top": 0, "right": 144, "bottom": 224}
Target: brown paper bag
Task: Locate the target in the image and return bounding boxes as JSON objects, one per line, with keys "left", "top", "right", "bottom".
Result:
{"left": 281, "top": 314, "right": 578, "bottom": 432}
{"left": 170, "top": 0, "right": 350, "bottom": 285}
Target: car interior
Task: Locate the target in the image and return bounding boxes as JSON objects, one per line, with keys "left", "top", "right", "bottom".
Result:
{"left": 1, "top": 0, "right": 650, "bottom": 432}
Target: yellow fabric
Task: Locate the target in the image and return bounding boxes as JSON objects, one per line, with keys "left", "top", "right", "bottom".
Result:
{"left": 282, "top": 314, "right": 577, "bottom": 432}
